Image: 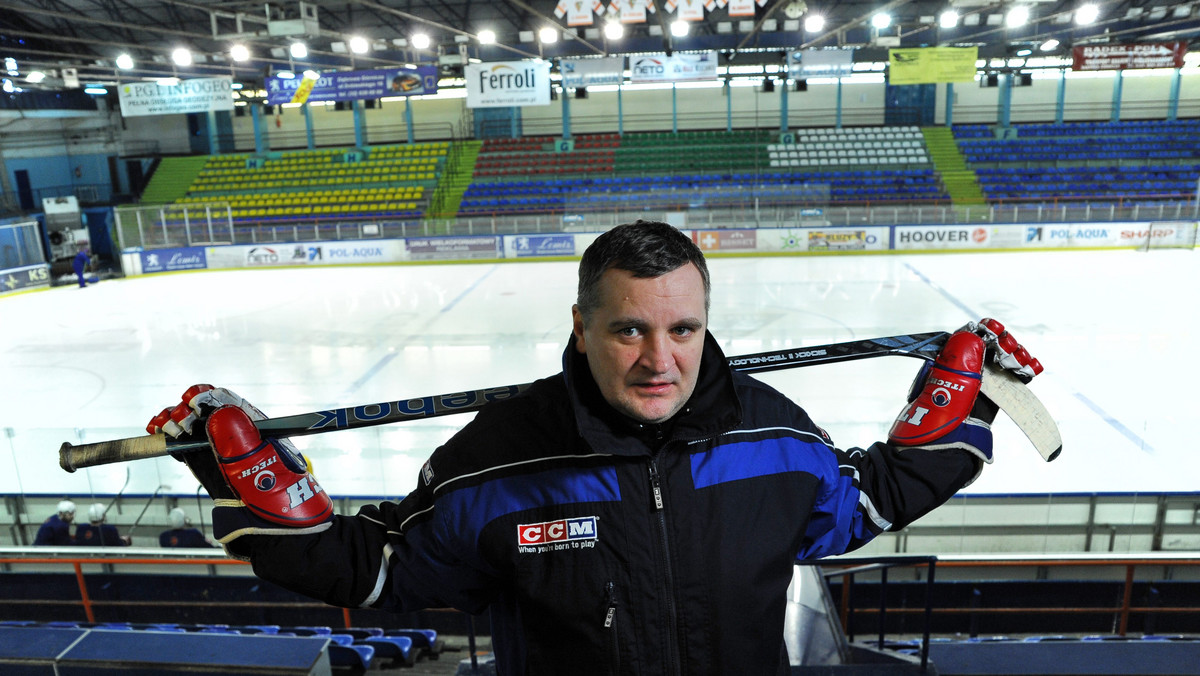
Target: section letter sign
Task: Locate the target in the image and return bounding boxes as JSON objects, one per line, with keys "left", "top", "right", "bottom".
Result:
{"left": 887, "top": 47, "right": 978, "bottom": 85}
{"left": 118, "top": 78, "right": 234, "bottom": 117}
{"left": 266, "top": 67, "right": 438, "bottom": 105}
{"left": 630, "top": 51, "right": 719, "bottom": 83}
{"left": 561, "top": 56, "right": 625, "bottom": 88}
{"left": 465, "top": 61, "right": 552, "bottom": 108}
{"left": 1071, "top": 42, "right": 1186, "bottom": 71}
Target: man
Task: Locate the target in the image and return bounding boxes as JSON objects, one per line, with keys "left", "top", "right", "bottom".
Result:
{"left": 160, "top": 508, "right": 215, "bottom": 548}
{"left": 33, "top": 500, "right": 76, "bottom": 546}
{"left": 75, "top": 503, "right": 131, "bottom": 546}
{"left": 72, "top": 247, "right": 90, "bottom": 288}
{"left": 148, "top": 220, "right": 1041, "bottom": 674}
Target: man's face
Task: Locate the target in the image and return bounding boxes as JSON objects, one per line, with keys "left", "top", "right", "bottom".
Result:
{"left": 572, "top": 264, "right": 707, "bottom": 424}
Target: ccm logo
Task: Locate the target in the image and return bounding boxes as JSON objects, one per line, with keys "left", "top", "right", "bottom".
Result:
{"left": 517, "top": 517, "right": 598, "bottom": 545}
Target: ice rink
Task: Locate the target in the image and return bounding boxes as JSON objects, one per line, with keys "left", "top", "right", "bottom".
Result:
{"left": 1, "top": 248, "right": 1192, "bottom": 500}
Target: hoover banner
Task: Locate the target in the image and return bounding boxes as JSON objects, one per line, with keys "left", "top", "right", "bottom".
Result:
{"left": 465, "top": 61, "right": 552, "bottom": 108}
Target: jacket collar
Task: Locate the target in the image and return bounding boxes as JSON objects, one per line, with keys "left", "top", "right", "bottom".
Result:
{"left": 562, "top": 330, "right": 743, "bottom": 457}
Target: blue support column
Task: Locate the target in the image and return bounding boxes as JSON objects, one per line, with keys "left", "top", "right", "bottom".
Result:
{"left": 206, "top": 111, "right": 219, "bottom": 154}
{"left": 780, "top": 77, "right": 789, "bottom": 133}
{"left": 944, "top": 82, "right": 954, "bottom": 128}
{"left": 251, "top": 103, "right": 266, "bottom": 153}
{"left": 353, "top": 99, "right": 366, "bottom": 148}
{"left": 1055, "top": 69, "right": 1067, "bottom": 124}
{"left": 1111, "top": 70, "right": 1123, "bottom": 123}
{"left": 724, "top": 79, "right": 732, "bottom": 132}
{"left": 561, "top": 85, "right": 572, "bottom": 140}
{"left": 302, "top": 103, "right": 315, "bottom": 149}
{"left": 404, "top": 97, "right": 415, "bottom": 143}
{"left": 1168, "top": 67, "right": 1182, "bottom": 121}
{"left": 671, "top": 83, "right": 678, "bottom": 134}
{"left": 997, "top": 73, "right": 1014, "bottom": 128}
{"left": 836, "top": 77, "right": 844, "bottom": 128}
{"left": 617, "top": 83, "right": 624, "bottom": 136}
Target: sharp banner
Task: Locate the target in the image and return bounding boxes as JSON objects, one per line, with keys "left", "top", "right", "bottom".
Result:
{"left": 117, "top": 78, "right": 235, "bottom": 117}
{"left": 630, "top": 52, "right": 719, "bottom": 83}
{"left": 887, "top": 47, "right": 979, "bottom": 85}
{"left": 465, "top": 61, "right": 552, "bottom": 108}
{"left": 265, "top": 67, "right": 438, "bottom": 106}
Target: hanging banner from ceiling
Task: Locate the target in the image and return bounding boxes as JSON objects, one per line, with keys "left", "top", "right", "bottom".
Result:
{"left": 1071, "top": 42, "right": 1186, "bottom": 71}
{"left": 788, "top": 49, "right": 855, "bottom": 79}
{"left": 117, "top": 77, "right": 234, "bottom": 117}
{"left": 610, "top": 0, "right": 655, "bottom": 22}
{"left": 630, "top": 51, "right": 719, "bottom": 83}
{"left": 665, "top": 0, "right": 706, "bottom": 21}
{"left": 465, "top": 61, "right": 552, "bottom": 108}
{"left": 887, "top": 47, "right": 978, "bottom": 85}
{"left": 555, "top": 0, "right": 606, "bottom": 26}
{"left": 265, "top": 66, "right": 438, "bottom": 105}
{"left": 727, "top": 0, "right": 756, "bottom": 18}
{"left": 561, "top": 56, "right": 625, "bottom": 88}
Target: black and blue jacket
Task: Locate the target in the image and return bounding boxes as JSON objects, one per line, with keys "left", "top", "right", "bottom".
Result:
{"left": 246, "top": 332, "right": 979, "bottom": 675}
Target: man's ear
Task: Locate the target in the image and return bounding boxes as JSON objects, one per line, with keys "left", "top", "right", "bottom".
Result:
{"left": 571, "top": 305, "right": 587, "bottom": 354}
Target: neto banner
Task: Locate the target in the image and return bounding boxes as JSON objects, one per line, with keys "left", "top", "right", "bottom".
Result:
{"left": 888, "top": 47, "right": 978, "bottom": 85}
{"left": 1072, "top": 42, "right": 1186, "bottom": 71}
{"left": 465, "top": 61, "right": 552, "bottom": 108}
{"left": 630, "top": 51, "right": 718, "bottom": 83}
{"left": 118, "top": 78, "right": 234, "bottom": 117}
{"left": 265, "top": 66, "right": 438, "bottom": 105}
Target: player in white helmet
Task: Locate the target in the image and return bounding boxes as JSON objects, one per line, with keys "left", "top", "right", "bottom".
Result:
{"left": 33, "top": 500, "right": 76, "bottom": 546}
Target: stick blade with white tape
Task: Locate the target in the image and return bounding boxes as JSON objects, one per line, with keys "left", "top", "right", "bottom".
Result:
{"left": 979, "top": 362, "right": 1062, "bottom": 461}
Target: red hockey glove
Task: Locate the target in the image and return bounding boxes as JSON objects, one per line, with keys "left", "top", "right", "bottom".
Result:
{"left": 147, "top": 385, "right": 333, "bottom": 556}
{"left": 888, "top": 319, "right": 1043, "bottom": 471}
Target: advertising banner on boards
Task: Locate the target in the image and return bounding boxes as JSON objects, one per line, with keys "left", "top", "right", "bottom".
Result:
{"left": 1071, "top": 42, "right": 1186, "bottom": 71}
{"left": 465, "top": 61, "right": 552, "bottom": 108}
{"left": 118, "top": 78, "right": 234, "bottom": 117}
{"left": 887, "top": 47, "right": 978, "bottom": 85}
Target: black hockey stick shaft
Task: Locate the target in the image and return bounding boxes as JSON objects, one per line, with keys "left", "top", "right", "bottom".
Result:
{"left": 59, "top": 332, "right": 950, "bottom": 472}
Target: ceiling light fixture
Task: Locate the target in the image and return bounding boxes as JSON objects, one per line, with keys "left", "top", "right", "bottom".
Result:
{"left": 604, "top": 21, "right": 624, "bottom": 40}
{"left": 804, "top": 15, "right": 825, "bottom": 32}
{"left": 1075, "top": 3, "right": 1100, "bottom": 25}
{"left": 939, "top": 10, "right": 960, "bottom": 28}
{"left": 411, "top": 33, "right": 431, "bottom": 49}
{"left": 290, "top": 42, "right": 308, "bottom": 59}
{"left": 1040, "top": 38, "right": 1060, "bottom": 51}
{"left": 349, "top": 36, "right": 369, "bottom": 54}
{"left": 230, "top": 44, "right": 250, "bottom": 62}
{"left": 539, "top": 27, "right": 559, "bottom": 43}
{"left": 26, "top": 71, "right": 45, "bottom": 83}
{"left": 115, "top": 53, "right": 134, "bottom": 70}
{"left": 1006, "top": 6, "right": 1030, "bottom": 28}
{"left": 171, "top": 48, "right": 192, "bottom": 66}
{"left": 671, "top": 19, "right": 690, "bottom": 37}
{"left": 477, "top": 29, "right": 497, "bottom": 44}
{"left": 871, "top": 13, "right": 892, "bottom": 29}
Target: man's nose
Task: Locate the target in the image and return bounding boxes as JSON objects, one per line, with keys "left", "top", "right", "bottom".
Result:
{"left": 639, "top": 333, "right": 672, "bottom": 373}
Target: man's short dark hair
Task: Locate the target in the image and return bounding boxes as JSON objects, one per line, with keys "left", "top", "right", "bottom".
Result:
{"left": 576, "top": 220, "right": 710, "bottom": 324}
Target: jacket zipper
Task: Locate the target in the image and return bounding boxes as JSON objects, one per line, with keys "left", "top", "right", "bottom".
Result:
{"left": 648, "top": 458, "right": 682, "bottom": 675}
{"left": 604, "top": 581, "right": 620, "bottom": 674}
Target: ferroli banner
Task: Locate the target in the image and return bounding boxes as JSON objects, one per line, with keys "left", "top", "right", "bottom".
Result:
{"left": 1071, "top": 42, "right": 1186, "bottom": 71}
{"left": 465, "top": 61, "right": 551, "bottom": 108}
{"left": 117, "top": 78, "right": 234, "bottom": 117}
{"left": 788, "top": 49, "right": 855, "bottom": 79}
{"left": 630, "top": 51, "right": 719, "bottom": 83}
{"left": 887, "top": 47, "right": 978, "bottom": 85}
{"left": 561, "top": 56, "right": 625, "bottom": 88}
{"left": 265, "top": 66, "right": 438, "bottom": 105}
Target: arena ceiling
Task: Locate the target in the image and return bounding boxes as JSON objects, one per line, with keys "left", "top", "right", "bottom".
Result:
{"left": 1, "top": 0, "right": 1199, "bottom": 90}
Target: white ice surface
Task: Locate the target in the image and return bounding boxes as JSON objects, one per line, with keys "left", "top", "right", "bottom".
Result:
{"left": 1, "top": 249, "right": 1190, "bottom": 499}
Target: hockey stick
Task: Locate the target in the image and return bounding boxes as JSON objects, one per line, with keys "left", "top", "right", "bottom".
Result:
{"left": 59, "top": 331, "right": 1060, "bottom": 471}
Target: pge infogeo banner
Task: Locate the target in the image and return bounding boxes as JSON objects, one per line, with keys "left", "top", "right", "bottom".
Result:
{"left": 630, "top": 51, "right": 719, "bottom": 83}
{"left": 265, "top": 67, "right": 438, "bottom": 105}
{"left": 888, "top": 47, "right": 978, "bottom": 85}
{"left": 465, "top": 61, "right": 552, "bottom": 108}
{"left": 118, "top": 78, "right": 234, "bottom": 117}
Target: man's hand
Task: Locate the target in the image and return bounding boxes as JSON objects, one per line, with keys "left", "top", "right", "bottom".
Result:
{"left": 888, "top": 319, "right": 1043, "bottom": 466}
{"left": 147, "top": 386, "right": 333, "bottom": 553}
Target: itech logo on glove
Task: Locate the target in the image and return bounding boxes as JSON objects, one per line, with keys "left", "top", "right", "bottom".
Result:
{"left": 518, "top": 517, "right": 598, "bottom": 546}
